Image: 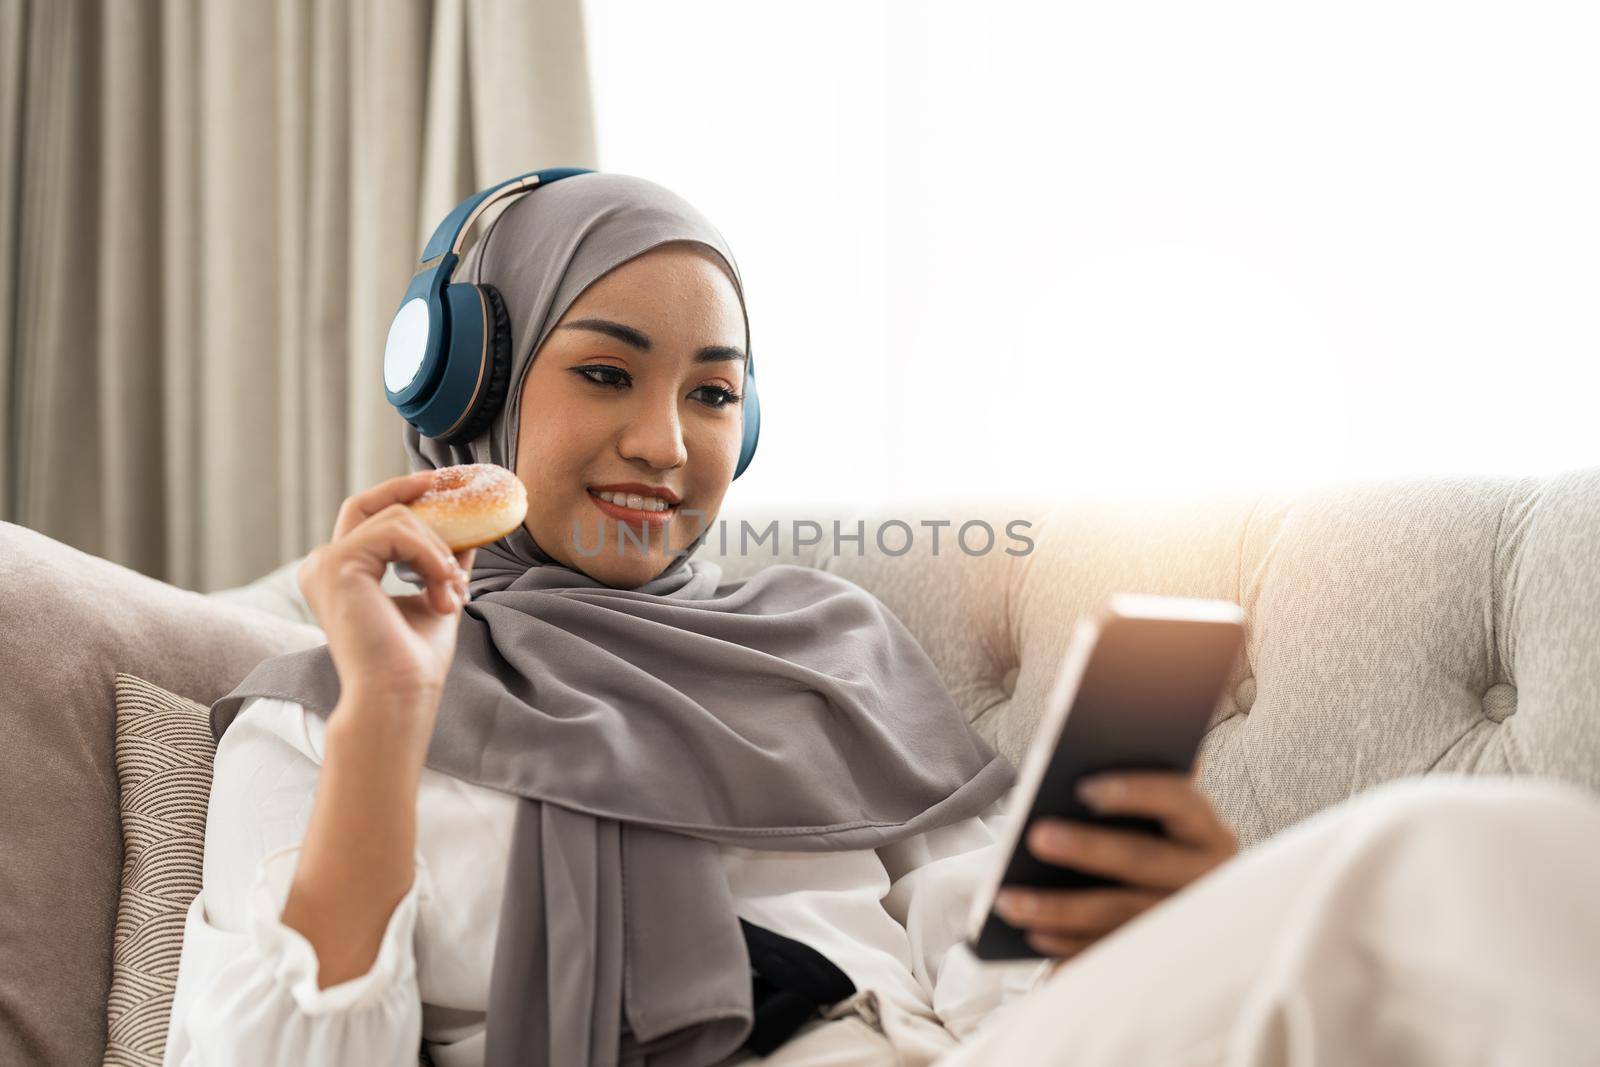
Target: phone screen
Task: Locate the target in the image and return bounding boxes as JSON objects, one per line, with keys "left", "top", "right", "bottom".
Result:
{"left": 966, "top": 596, "right": 1244, "bottom": 961}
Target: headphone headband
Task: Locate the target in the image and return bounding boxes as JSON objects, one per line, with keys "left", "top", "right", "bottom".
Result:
{"left": 417, "top": 167, "right": 595, "bottom": 266}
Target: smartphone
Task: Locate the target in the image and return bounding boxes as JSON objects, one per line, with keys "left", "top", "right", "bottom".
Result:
{"left": 964, "top": 593, "right": 1246, "bottom": 961}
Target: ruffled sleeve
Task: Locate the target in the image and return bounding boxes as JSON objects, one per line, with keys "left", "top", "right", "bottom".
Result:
{"left": 162, "top": 843, "right": 430, "bottom": 1066}
{"left": 161, "top": 696, "right": 430, "bottom": 1066}
{"left": 877, "top": 796, "right": 1054, "bottom": 1043}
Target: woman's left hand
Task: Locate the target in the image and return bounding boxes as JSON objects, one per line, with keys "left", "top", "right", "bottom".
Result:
{"left": 994, "top": 771, "right": 1238, "bottom": 967}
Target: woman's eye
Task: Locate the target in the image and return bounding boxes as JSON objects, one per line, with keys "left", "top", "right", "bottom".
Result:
{"left": 693, "top": 385, "right": 743, "bottom": 409}
{"left": 576, "top": 366, "right": 630, "bottom": 389}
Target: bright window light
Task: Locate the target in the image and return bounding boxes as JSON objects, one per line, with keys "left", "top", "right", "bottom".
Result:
{"left": 583, "top": 0, "right": 1600, "bottom": 510}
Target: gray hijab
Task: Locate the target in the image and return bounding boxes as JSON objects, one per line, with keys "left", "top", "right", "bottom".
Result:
{"left": 211, "top": 172, "right": 1016, "bottom": 1067}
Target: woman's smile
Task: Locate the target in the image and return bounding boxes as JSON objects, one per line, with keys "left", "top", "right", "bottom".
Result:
{"left": 586, "top": 485, "right": 679, "bottom": 528}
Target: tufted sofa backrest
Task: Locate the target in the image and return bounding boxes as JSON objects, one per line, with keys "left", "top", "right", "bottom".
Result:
{"left": 214, "top": 468, "right": 1600, "bottom": 848}
{"left": 696, "top": 469, "right": 1600, "bottom": 845}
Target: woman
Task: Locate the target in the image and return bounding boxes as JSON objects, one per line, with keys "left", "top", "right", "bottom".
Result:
{"left": 163, "top": 173, "right": 1600, "bottom": 1067}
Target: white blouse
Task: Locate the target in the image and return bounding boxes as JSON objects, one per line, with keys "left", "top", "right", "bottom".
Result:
{"left": 162, "top": 694, "right": 1052, "bottom": 1066}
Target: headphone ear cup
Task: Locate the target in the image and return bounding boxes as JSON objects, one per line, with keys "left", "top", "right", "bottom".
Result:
{"left": 438, "top": 283, "right": 515, "bottom": 446}
{"left": 732, "top": 355, "right": 760, "bottom": 480}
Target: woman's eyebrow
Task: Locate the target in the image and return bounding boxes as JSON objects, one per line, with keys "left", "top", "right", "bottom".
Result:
{"left": 561, "top": 318, "right": 651, "bottom": 349}
{"left": 693, "top": 345, "right": 747, "bottom": 364}
{"left": 559, "top": 318, "right": 746, "bottom": 363}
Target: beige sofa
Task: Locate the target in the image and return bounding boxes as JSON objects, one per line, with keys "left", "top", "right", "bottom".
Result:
{"left": 4, "top": 468, "right": 1598, "bottom": 1065}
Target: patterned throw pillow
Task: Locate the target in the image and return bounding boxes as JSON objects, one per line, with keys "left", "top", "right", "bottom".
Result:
{"left": 105, "top": 674, "right": 434, "bottom": 1067}
{"left": 105, "top": 674, "right": 216, "bottom": 1066}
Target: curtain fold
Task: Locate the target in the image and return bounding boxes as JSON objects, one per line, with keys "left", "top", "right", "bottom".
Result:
{"left": 1, "top": 0, "right": 596, "bottom": 591}
{"left": 0, "top": 2, "right": 21, "bottom": 525}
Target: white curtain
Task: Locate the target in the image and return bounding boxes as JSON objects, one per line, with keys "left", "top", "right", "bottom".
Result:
{"left": 1, "top": 0, "right": 595, "bottom": 591}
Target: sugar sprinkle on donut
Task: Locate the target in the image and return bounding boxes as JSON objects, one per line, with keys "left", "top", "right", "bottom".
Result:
{"left": 419, "top": 463, "right": 522, "bottom": 506}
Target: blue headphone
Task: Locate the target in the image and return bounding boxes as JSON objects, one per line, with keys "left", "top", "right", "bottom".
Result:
{"left": 382, "top": 167, "right": 761, "bottom": 479}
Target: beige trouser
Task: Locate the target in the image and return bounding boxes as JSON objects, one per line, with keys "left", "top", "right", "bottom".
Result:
{"left": 727, "top": 776, "right": 1600, "bottom": 1067}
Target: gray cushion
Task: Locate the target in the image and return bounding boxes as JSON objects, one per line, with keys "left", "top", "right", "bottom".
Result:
{"left": 105, "top": 675, "right": 215, "bottom": 1067}
{"left": 0, "top": 522, "right": 323, "bottom": 1067}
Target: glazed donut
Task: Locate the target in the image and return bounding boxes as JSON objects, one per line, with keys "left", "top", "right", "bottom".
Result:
{"left": 408, "top": 463, "right": 528, "bottom": 552}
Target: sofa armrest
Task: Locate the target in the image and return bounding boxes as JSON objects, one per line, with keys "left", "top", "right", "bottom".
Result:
{"left": 207, "top": 558, "right": 318, "bottom": 625}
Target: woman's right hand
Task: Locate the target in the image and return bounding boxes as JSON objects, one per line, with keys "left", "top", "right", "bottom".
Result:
{"left": 297, "top": 471, "right": 476, "bottom": 711}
